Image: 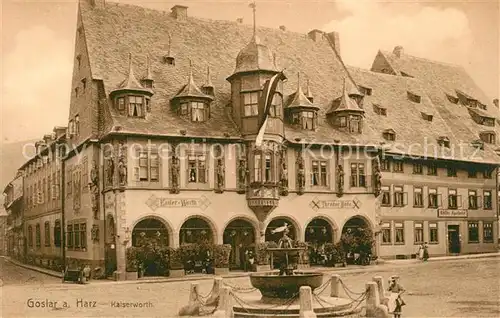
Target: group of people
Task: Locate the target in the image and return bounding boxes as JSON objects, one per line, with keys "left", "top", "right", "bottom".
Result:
{"left": 417, "top": 242, "right": 430, "bottom": 261}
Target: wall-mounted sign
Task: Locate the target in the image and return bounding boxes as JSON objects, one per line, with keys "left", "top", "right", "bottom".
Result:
{"left": 310, "top": 197, "right": 361, "bottom": 211}
{"left": 145, "top": 194, "right": 210, "bottom": 211}
{"left": 437, "top": 209, "right": 468, "bottom": 218}
{"left": 247, "top": 198, "right": 279, "bottom": 207}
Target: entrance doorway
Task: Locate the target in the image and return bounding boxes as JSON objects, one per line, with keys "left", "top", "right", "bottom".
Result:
{"left": 132, "top": 218, "right": 170, "bottom": 277}
{"left": 447, "top": 225, "right": 461, "bottom": 254}
{"left": 305, "top": 218, "right": 334, "bottom": 265}
{"left": 104, "top": 215, "right": 117, "bottom": 277}
{"left": 341, "top": 216, "right": 373, "bottom": 265}
{"left": 223, "top": 219, "right": 256, "bottom": 270}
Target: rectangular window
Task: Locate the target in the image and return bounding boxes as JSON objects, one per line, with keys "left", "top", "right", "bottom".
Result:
{"left": 350, "top": 163, "right": 366, "bottom": 187}
{"left": 117, "top": 97, "right": 125, "bottom": 111}
{"left": 381, "top": 222, "right": 391, "bottom": 244}
{"left": 139, "top": 152, "right": 148, "bottom": 181}
{"left": 414, "top": 222, "right": 424, "bottom": 244}
{"left": 54, "top": 220, "right": 61, "bottom": 247}
{"left": 381, "top": 186, "right": 391, "bottom": 206}
{"left": 44, "top": 222, "right": 50, "bottom": 247}
{"left": 483, "top": 169, "right": 493, "bottom": 179}
{"left": 150, "top": 152, "right": 159, "bottom": 181}
{"left": 302, "top": 111, "right": 315, "bottom": 130}
{"left": 393, "top": 161, "right": 404, "bottom": 173}
{"left": 191, "top": 102, "right": 207, "bottom": 122}
{"left": 47, "top": 176, "right": 51, "bottom": 203}
{"left": 311, "top": 160, "right": 328, "bottom": 187}
{"left": 180, "top": 102, "right": 188, "bottom": 115}
{"left": 28, "top": 226, "right": 33, "bottom": 247}
{"left": 80, "top": 223, "right": 87, "bottom": 248}
{"left": 253, "top": 154, "right": 262, "bottom": 182}
{"left": 413, "top": 187, "right": 423, "bottom": 207}
{"left": 447, "top": 167, "right": 457, "bottom": 177}
{"left": 35, "top": 224, "right": 41, "bottom": 248}
{"left": 428, "top": 188, "right": 439, "bottom": 208}
{"left": 468, "top": 190, "right": 478, "bottom": 209}
{"left": 292, "top": 112, "right": 300, "bottom": 125}
{"left": 448, "top": 189, "right": 459, "bottom": 209}
{"left": 188, "top": 154, "right": 207, "bottom": 183}
{"left": 243, "top": 92, "right": 259, "bottom": 117}
{"left": 413, "top": 163, "right": 423, "bottom": 174}
{"left": 339, "top": 116, "right": 347, "bottom": 128}
{"left": 67, "top": 225, "right": 73, "bottom": 248}
{"left": 427, "top": 164, "right": 437, "bottom": 176}
{"left": 483, "top": 190, "right": 492, "bottom": 210}
{"left": 349, "top": 118, "right": 360, "bottom": 133}
{"left": 264, "top": 154, "right": 272, "bottom": 182}
{"left": 483, "top": 222, "right": 493, "bottom": 243}
{"left": 393, "top": 186, "right": 405, "bottom": 207}
{"left": 128, "top": 96, "right": 144, "bottom": 117}
{"left": 75, "top": 115, "right": 80, "bottom": 136}
{"left": 395, "top": 222, "right": 404, "bottom": 244}
{"left": 380, "top": 159, "right": 390, "bottom": 171}
{"left": 429, "top": 223, "right": 438, "bottom": 244}
{"left": 468, "top": 222, "right": 479, "bottom": 243}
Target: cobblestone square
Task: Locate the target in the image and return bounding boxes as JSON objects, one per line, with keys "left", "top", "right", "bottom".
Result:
{"left": 1, "top": 258, "right": 499, "bottom": 317}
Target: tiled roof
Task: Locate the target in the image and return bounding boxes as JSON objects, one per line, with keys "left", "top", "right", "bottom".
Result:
{"left": 286, "top": 73, "right": 318, "bottom": 110}
{"left": 79, "top": 1, "right": 358, "bottom": 140}
{"left": 327, "top": 79, "right": 364, "bottom": 114}
{"left": 172, "top": 66, "right": 212, "bottom": 100}
{"left": 110, "top": 53, "right": 153, "bottom": 97}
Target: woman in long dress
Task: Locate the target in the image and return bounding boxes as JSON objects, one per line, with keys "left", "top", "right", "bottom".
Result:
{"left": 387, "top": 275, "right": 405, "bottom": 318}
{"left": 417, "top": 244, "right": 424, "bottom": 260}
{"left": 423, "top": 242, "right": 430, "bottom": 261}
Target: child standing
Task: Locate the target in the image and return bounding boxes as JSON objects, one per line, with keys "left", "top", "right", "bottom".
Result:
{"left": 388, "top": 275, "right": 406, "bottom": 318}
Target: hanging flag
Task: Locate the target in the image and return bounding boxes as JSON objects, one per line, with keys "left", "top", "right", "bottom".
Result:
{"left": 255, "top": 71, "right": 286, "bottom": 147}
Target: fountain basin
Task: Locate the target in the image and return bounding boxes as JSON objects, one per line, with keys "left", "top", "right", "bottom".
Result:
{"left": 250, "top": 271, "right": 324, "bottom": 299}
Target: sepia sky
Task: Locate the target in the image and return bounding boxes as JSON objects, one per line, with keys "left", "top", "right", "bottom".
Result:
{"left": 1, "top": 0, "right": 499, "bottom": 143}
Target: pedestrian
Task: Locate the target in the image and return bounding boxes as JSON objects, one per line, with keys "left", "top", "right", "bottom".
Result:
{"left": 423, "top": 242, "right": 430, "bottom": 261}
{"left": 387, "top": 275, "right": 406, "bottom": 318}
{"left": 417, "top": 244, "right": 424, "bottom": 260}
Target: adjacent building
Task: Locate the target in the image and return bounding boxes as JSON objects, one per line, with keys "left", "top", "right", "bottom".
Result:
{"left": 5, "top": 0, "right": 499, "bottom": 278}
{"left": 2, "top": 173, "right": 24, "bottom": 259}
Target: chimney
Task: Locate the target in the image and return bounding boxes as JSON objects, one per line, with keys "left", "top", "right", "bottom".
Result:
{"left": 171, "top": 5, "right": 188, "bottom": 21}
{"left": 53, "top": 126, "right": 67, "bottom": 139}
{"left": 393, "top": 46, "right": 404, "bottom": 58}
{"left": 325, "top": 32, "right": 341, "bottom": 57}
{"left": 307, "top": 29, "right": 323, "bottom": 42}
{"left": 43, "top": 134, "right": 52, "bottom": 144}
{"left": 279, "top": 25, "right": 286, "bottom": 31}
{"left": 494, "top": 99, "right": 499, "bottom": 108}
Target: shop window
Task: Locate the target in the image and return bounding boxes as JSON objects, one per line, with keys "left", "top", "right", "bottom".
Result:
{"left": 393, "top": 161, "right": 404, "bottom": 173}
{"left": 413, "top": 163, "right": 423, "bottom": 174}
{"left": 381, "top": 186, "right": 391, "bottom": 206}
{"left": 44, "top": 221, "right": 50, "bottom": 247}
{"left": 448, "top": 189, "right": 459, "bottom": 209}
{"left": 483, "top": 190, "right": 492, "bottom": 210}
{"left": 311, "top": 160, "right": 328, "bottom": 187}
{"left": 188, "top": 154, "right": 207, "bottom": 184}
{"left": 393, "top": 186, "right": 406, "bottom": 207}
{"left": 483, "top": 222, "right": 493, "bottom": 243}
{"left": 427, "top": 164, "right": 437, "bottom": 176}
{"left": 429, "top": 223, "right": 438, "bottom": 244}
{"left": 381, "top": 222, "right": 391, "bottom": 244}
{"left": 395, "top": 222, "right": 404, "bottom": 244}
{"left": 413, "top": 187, "right": 423, "bottom": 207}
{"left": 243, "top": 92, "right": 259, "bottom": 117}
{"left": 468, "top": 222, "right": 479, "bottom": 243}
{"left": 414, "top": 222, "right": 423, "bottom": 244}
{"left": 350, "top": 163, "right": 366, "bottom": 187}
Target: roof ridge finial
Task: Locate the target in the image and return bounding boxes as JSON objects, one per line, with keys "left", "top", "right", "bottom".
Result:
{"left": 297, "top": 72, "right": 301, "bottom": 89}
{"left": 306, "top": 78, "right": 313, "bottom": 99}
{"left": 205, "top": 65, "right": 214, "bottom": 87}
{"left": 188, "top": 59, "right": 193, "bottom": 79}
{"left": 249, "top": 1, "right": 257, "bottom": 39}
{"left": 146, "top": 54, "right": 152, "bottom": 80}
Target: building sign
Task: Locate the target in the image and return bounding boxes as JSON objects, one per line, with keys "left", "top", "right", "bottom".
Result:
{"left": 310, "top": 197, "right": 361, "bottom": 211}
{"left": 247, "top": 198, "right": 279, "bottom": 207}
{"left": 145, "top": 194, "right": 210, "bottom": 211}
{"left": 437, "top": 209, "right": 468, "bottom": 218}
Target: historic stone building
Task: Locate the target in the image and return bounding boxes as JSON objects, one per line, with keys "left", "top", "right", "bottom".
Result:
{"left": 2, "top": 173, "right": 24, "bottom": 259}
{"left": 8, "top": 0, "right": 500, "bottom": 277}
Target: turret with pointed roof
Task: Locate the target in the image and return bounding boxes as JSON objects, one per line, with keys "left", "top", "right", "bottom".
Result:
{"left": 109, "top": 53, "right": 153, "bottom": 98}
{"left": 327, "top": 78, "right": 365, "bottom": 114}
{"left": 172, "top": 61, "right": 213, "bottom": 101}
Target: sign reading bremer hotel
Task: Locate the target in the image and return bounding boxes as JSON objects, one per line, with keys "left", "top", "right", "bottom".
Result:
{"left": 437, "top": 209, "right": 468, "bottom": 218}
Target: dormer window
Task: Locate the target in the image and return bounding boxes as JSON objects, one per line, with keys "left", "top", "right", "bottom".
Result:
{"left": 359, "top": 86, "right": 372, "bottom": 96}
{"left": 480, "top": 132, "right": 496, "bottom": 144}
{"left": 421, "top": 112, "right": 433, "bottom": 121}
{"left": 339, "top": 116, "right": 347, "bottom": 128}
{"left": 75, "top": 115, "right": 80, "bottom": 136}
{"left": 179, "top": 101, "right": 209, "bottom": 122}
{"left": 471, "top": 140, "right": 484, "bottom": 150}
{"left": 127, "top": 95, "right": 145, "bottom": 117}
{"left": 482, "top": 117, "right": 495, "bottom": 127}
{"left": 478, "top": 103, "right": 487, "bottom": 110}
{"left": 382, "top": 129, "right": 396, "bottom": 141}
{"left": 68, "top": 120, "right": 75, "bottom": 136}
{"left": 401, "top": 72, "right": 413, "bottom": 78}
{"left": 407, "top": 91, "right": 421, "bottom": 103}
{"left": 467, "top": 99, "right": 478, "bottom": 108}
{"left": 373, "top": 104, "right": 387, "bottom": 116}
{"left": 446, "top": 94, "right": 459, "bottom": 104}
{"left": 437, "top": 136, "right": 450, "bottom": 148}
{"left": 285, "top": 73, "right": 319, "bottom": 131}
{"left": 243, "top": 91, "right": 259, "bottom": 117}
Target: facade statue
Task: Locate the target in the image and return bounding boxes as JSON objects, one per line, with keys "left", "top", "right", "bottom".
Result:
{"left": 118, "top": 159, "right": 127, "bottom": 186}
{"left": 106, "top": 157, "right": 115, "bottom": 186}
{"left": 170, "top": 155, "right": 180, "bottom": 194}
{"left": 90, "top": 160, "right": 98, "bottom": 186}
{"left": 373, "top": 157, "right": 382, "bottom": 197}
{"left": 337, "top": 164, "right": 344, "bottom": 197}
{"left": 296, "top": 155, "right": 305, "bottom": 195}
{"left": 89, "top": 160, "right": 99, "bottom": 219}
{"left": 280, "top": 161, "right": 289, "bottom": 196}
{"left": 215, "top": 158, "right": 225, "bottom": 193}
{"left": 237, "top": 159, "right": 247, "bottom": 193}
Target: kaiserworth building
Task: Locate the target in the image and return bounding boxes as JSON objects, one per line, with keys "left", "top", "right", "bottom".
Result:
{"left": 6, "top": 0, "right": 499, "bottom": 277}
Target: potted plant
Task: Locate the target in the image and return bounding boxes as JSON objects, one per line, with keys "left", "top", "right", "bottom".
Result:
{"left": 254, "top": 242, "right": 277, "bottom": 272}
{"left": 169, "top": 247, "right": 185, "bottom": 278}
{"left": 125, "top": 247, "right": 139, "bottom": 280}
{"left": 294, "top": 241, "right": 310, "bottom": 269}
{"left": 213, "top": 244, "right": 232, "bottom": 275}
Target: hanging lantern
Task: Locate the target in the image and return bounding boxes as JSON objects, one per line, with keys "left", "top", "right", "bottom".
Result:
{"left": 321, "top": 227, "right": 327, "bottom": 234}
{"left": 231, "top": 230, "right": 236, "bottom": 237}
{"left": 186, "top": 230, "right": 192, "bottom": 236}
{"left": 201, "top": 230, "right": 207, "bottom": 235}
{"left": 243, "top": 231, "right": 248, "bottom": 236}
{"left": 309, "top": 228, "right": 314, "bottom": 234}
{"left": 140, "top": 232, "right": 146, "bottom": 237}
{"left": 156, "top": 231, "right": 161, "bottom": 237}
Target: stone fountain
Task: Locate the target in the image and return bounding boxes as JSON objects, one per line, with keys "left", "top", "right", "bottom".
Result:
{"left": 232, "top": 224, "right": 362, "bottom": 317}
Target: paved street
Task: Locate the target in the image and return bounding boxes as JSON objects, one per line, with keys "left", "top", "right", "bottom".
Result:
{"left": 1, "top": 257, "right": 499, "bottom": 317}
